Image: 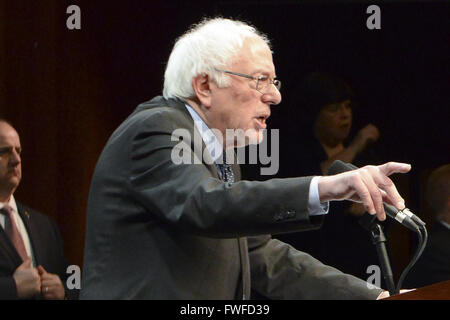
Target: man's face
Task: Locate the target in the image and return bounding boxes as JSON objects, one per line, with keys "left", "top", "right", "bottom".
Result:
{"left": 0, "top": 122, "right": 22, "bottom": 199}
{"left": 208, "top": 37, "right": 282, "bottom": 147}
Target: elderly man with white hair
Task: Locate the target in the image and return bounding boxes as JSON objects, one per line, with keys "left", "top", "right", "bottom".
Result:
{"left": 81, "top": 18, "right": 411, "bottom": 299}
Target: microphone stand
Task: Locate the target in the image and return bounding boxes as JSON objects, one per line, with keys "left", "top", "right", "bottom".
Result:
{"left": 359, "top": 213, "right": 397, "bottom": 295}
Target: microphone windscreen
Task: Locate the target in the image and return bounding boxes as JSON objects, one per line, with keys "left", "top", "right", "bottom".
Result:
{"left": 327, "top": 160, "right": 358, "bottom": 176}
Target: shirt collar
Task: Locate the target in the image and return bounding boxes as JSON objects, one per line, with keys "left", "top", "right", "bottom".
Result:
{"left": 185, "top": 103, "right": 223, "bottom": 163}
{"left": 0, "top": 195, "right": 18, "bottom": 213}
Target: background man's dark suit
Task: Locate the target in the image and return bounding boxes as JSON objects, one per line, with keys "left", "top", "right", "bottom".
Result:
{"left": 81, "top": 96, "right": 382, "bottom": 299}
{"left": 0, "top": 202, "right": 71, "bottom": 299}
{"left": 405, "top": 222, "right": 450, "bottom": 288}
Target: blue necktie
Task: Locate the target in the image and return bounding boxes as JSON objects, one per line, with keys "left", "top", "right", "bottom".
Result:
{"left": 216, "top": 152, "right": 235, "bottom": 184}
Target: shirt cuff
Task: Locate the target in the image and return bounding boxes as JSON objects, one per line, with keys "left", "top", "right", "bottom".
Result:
{"left": 308, "top": 176, "right": 329, "bottom": 216}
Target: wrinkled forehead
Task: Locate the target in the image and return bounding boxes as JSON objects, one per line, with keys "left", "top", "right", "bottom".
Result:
{"left": 228, "top": 36, "right": 275, "bottom": 73}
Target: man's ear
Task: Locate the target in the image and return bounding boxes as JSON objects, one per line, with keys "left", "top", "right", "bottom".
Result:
{"left": 192, "top": 74, "right": 212, "bottom": 108}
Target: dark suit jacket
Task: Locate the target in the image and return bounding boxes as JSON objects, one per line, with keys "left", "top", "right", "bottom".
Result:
{"left": 405, "top": 221, "right": 450, "bottom": 288}
{"left": 80, "top": 96, "right": 382, "bottom": 299}
{"left": 0, "top": 202, "right": 73, "bottom": 299}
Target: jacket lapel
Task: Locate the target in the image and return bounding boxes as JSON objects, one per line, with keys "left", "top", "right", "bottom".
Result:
{"left": 16, "top": 203, "right": 42, "bottom": 266}
{"left": 167, "top": 99, "right": 251, "bottom": 298}
{"left": 166, "top": 98, "right": 221, "bottom": 179}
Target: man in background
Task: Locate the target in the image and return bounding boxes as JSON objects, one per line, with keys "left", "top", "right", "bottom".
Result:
{"left": 405, "top": 164, "right": 450, "bottom": 287}
{"left": 0, "top": 119, "right": 73, "bottom": 299}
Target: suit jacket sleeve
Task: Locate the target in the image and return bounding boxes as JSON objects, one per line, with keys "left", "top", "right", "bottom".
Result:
{"left": 248, "top": 235, "right": 383, "bottom": 299}
{"left": 126, "top": 109, "right": 324, "bottom": 238}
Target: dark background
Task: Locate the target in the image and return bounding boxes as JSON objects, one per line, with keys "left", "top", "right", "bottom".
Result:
{"left": 0, "top": 0, "right": 449, "bottom": 285}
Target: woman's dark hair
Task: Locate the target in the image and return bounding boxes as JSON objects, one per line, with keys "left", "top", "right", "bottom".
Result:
{"left": 296, "top": 71, "right": 356, "bottom": 122}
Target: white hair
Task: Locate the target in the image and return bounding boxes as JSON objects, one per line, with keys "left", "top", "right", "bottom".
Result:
{"left": 163, "top": 17, "right": 271, "bottom": 100}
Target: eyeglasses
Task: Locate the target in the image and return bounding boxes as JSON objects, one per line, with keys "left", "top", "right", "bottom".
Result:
{"left": 216, "top": 69, "right": 281, "bottom": 94}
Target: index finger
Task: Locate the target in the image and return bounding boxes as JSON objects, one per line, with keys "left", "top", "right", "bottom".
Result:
{"left": 377, "top": 177, "right": 405, "bottom": 211}
{"left": 378, "top": 162, "right": 411, "bottom": 176}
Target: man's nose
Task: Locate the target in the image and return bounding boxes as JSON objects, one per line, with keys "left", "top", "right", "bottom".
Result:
{"left": 262, "top": 84, "right": 282, "bottom": 106}
{"left": 10, "top": 150, "right": 21, "bottom": 166}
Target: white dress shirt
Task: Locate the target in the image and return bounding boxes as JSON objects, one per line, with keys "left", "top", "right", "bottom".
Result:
{"left": 185, "top": 103, "right": 329, "bottom": 216}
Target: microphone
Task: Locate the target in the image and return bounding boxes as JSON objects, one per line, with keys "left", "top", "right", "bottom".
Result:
{"left": 327, "top": 160, "right": 424, "bottom": 232}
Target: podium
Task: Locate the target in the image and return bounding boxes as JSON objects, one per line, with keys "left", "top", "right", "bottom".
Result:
{"left": 384, "top": 280, "right": 450, "bottom": 300}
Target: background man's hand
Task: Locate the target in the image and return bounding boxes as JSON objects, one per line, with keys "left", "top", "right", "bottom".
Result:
{"left": 13, "top": 258, "right": 41, "bottom": 299}
{"left": 318, "top": 162, "right": 411, "bottom": 221}
{"left": 37, "top": 265, "right": 65, "bottom": 300}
